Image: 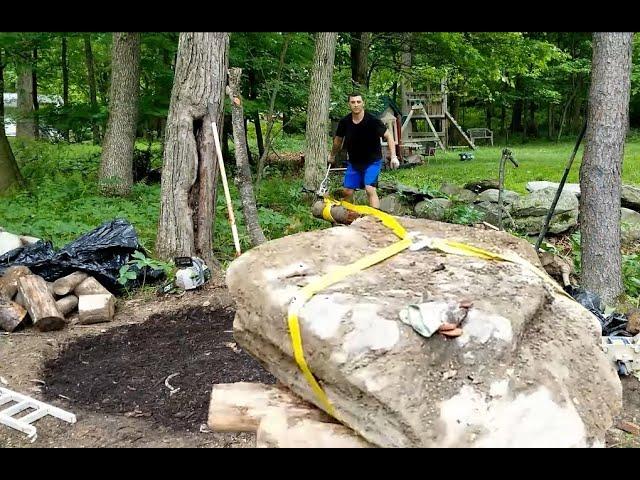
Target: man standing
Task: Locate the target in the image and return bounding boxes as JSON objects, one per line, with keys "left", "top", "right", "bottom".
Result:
{"left": 328, "top": 93, "right": 399, "bottom": 208}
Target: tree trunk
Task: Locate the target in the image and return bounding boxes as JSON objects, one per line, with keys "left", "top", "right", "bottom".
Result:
{"left": 485, "top": 104, "right": 492, "bottom": 131}
{"left": 350, "top": 32, "right": 371, "bottom": 89}
{"left": 31, "top": 48, "right": 39, "bottom": 139}
{"left": 16, "top": 53, "right": 37, "bottom": 139}
{"left": 99, "top": 32, "right": 141, "bottom": 196}
{"left": 571, "top": 76, "right": 584, "bottom": 133}
{"left": 156, "top": 32, "right": 229, "bottom": 266}
{"left": 256, "top": 33, "right": 292, "bottom": 184}
{"left": 61, "top": 35, "right": 70, "bottom": 141}
{"left": 253, "top": 113, "right": 264, "bottom": 158}
{"left": 223, "top": 113, "right": 232, "bottom": 160}
{"left": 227, "top": 67, "right": 266, "bottom": 246}
{"left": 557, "top": 89, "right": 577, "bottom": 142}
{"left": 247, "top": 68, "right": 264, "bottom": 158}
{"left": 244, "top": 116, "right": 253, "bottom": 165}
{"left": 0, "top": 50, "right": 22, "bottom": 194}
{"left": 528, "top": 101, "right": 538, "bottom": 138}
{"left": 579, "top": 32, "right": 633, "bottom": 305}
{"left": 510, "top": 99, "right": 523, "bottom": 133}
{"left": 304, "top": 32, "right": 338, "bottom": 196}
{"left": 84, "top": 34, "right": 101, "bottom": 143}
{"left": 399, "top": 32, "right": 412, "bottom": 114}
{"left": 548, "top": 103, "right": 554, "bottom": 139}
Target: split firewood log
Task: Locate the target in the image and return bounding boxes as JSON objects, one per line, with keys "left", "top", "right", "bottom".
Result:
{"left": 78, "top": 294, "right": 115, "bottom": 324}
{"left": 53, "top": 272, "right": 88, "bottom": 296}
{"left": 74, "top": 277, "right": 110, "bottom": 296}
{"left": 0, "top": 298, "right": 29, "bottom": 332}
{"left": 0, "top": 266, "right": 32, "bottom": 300}
{"left": 17, "top": 275, "right": 65, "bottom": 331}
{"left": 56, "top": 295, "right": 79, "bottom": 316}
{"left": 208, "top": 382, "right": 333, "bottom": 432}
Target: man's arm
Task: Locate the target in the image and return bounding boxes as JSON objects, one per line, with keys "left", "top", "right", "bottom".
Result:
{"left": 328, "top": 136, "right": 343, "bottom": 165}
{"left": 383, "top": 130, "right": 399, "bottom": 169}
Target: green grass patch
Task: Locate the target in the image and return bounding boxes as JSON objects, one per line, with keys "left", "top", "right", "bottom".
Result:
{"left": 380, "top": 139, "right": 640, "bottom": 193}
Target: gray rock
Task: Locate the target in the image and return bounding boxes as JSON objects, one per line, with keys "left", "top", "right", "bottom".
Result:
{"left": 441, "top": 184, "right": 478, "bottom": 203}
{"left": 464, "top": 179, "right": 500, "bottom": 193}
{"left": 379, "top": 194, "right": 408, "bottom": 215}
{"left": 621, "top": 207, "right": 640, "bottom": 246}
{"left": 513, "top": 209, "right": 579, "bottom": 235}
{"left": 474, "top": 201, "right": 514, "bottom": 228}
{"left": 511, "top": 187, "right": 579, "bottom": 218}
{"left": 622, "top": 184, "right": 640, "bottom": 211}
{"left": 526, "top": 181, "right": 581, "bottom": 197}
{"left": 415, "top": 199, "right": 448, "bottom": 221}
{"left": 476, "top": 189, "right": 521, "bottom": 205}
{"left": 227, "top": 216, "right": 621, "bottom": 448}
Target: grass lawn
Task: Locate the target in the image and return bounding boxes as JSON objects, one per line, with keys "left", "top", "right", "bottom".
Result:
{"left": 380, "top": 139, "right": 640, "bottom": 194}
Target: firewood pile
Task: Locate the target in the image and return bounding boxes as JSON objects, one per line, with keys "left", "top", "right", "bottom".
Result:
{"left": 0, "top": 266, "right": 115, "bottom": 333}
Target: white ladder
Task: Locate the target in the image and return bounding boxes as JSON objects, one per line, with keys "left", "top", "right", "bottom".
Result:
{"left": 0, "top": 387, "right": 76, "bottom": 441}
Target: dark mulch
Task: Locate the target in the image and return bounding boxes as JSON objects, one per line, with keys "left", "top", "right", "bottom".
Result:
{"left": 41, "top": 306, "right": 275, "bottom": 432}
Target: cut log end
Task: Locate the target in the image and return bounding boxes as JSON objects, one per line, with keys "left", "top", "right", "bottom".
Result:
{"left": 34, "top": 316, "right": 66, "bottom": 332}
{"left": 0, "top": 299, "right": 29, "bottom": 332}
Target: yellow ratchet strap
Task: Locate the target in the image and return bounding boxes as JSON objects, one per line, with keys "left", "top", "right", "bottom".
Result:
{"left": 287, "top": 197, "right": 410, "bottom": 418}
{"left": 288, "top": 195, "right": 573, "bottom": 419}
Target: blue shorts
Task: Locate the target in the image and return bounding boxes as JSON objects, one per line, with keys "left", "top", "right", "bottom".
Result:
{"left": 343, "top": 160, "right": 382, "bottom": 190}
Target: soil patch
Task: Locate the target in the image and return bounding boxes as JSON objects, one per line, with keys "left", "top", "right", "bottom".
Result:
{"left": 41, "top": 306, "right": 275, "bottom": 433}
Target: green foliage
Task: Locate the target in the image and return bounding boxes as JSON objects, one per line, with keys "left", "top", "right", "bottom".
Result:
{"left": 1, "top": 139, "right": 159, "bottom": 250}
{"left": 118, "top": 250, "right": 174, "bottom": 291}
{"left": 442, "top": 204, "right": 485, "bottom": 225}
{"left": 622, "top": 253, "right": 640, "bottom": 298}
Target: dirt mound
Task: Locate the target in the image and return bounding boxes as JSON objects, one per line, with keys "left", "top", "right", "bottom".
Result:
{"left": 41, "top": 306, "right": 275, "bottom": 432}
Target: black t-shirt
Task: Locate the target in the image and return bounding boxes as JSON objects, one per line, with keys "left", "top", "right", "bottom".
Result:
{"left": 335, "top": 112, "right": 387, "bottom": 168}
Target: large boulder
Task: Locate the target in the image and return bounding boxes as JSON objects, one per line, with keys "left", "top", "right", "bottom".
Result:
{"left": 227, "top": 216, "right": 621, "bottom": 448}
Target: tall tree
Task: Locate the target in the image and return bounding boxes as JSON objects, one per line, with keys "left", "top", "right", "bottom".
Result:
{"left": 16, "top": 49, "right": 37, "bottom": 139}
{"left": 99, "top": 32, "right": 141, "bottom": 196}
{"left": 156, "top": 32, "right": 229, "bottom": 266}
{"left": 227, "top": 67, "right": 266, "bottom": 247}
{"left": 304, "top": 32, "right": 338, "bottom": 196}
{"left": 84, "top": 34, "right": 101, "bottom": 143}
{"left": 579, "top": 32, "right": 633, "bottom": 305}
{"left": 350, "top": 32, "right": 371, "bottom": 89}
{"left": 61, "top": 35, "right": 70, "bottom": 141}
{"left": 0, "top": 48, "right": 23, "bottom": 194}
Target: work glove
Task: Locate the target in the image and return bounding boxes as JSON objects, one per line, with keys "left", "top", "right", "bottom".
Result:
{"left": 327, "top": 154, "right": 335, "bottom": 166}
{"left": 390, "top": 156, "right": 400, "bottom": 169}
